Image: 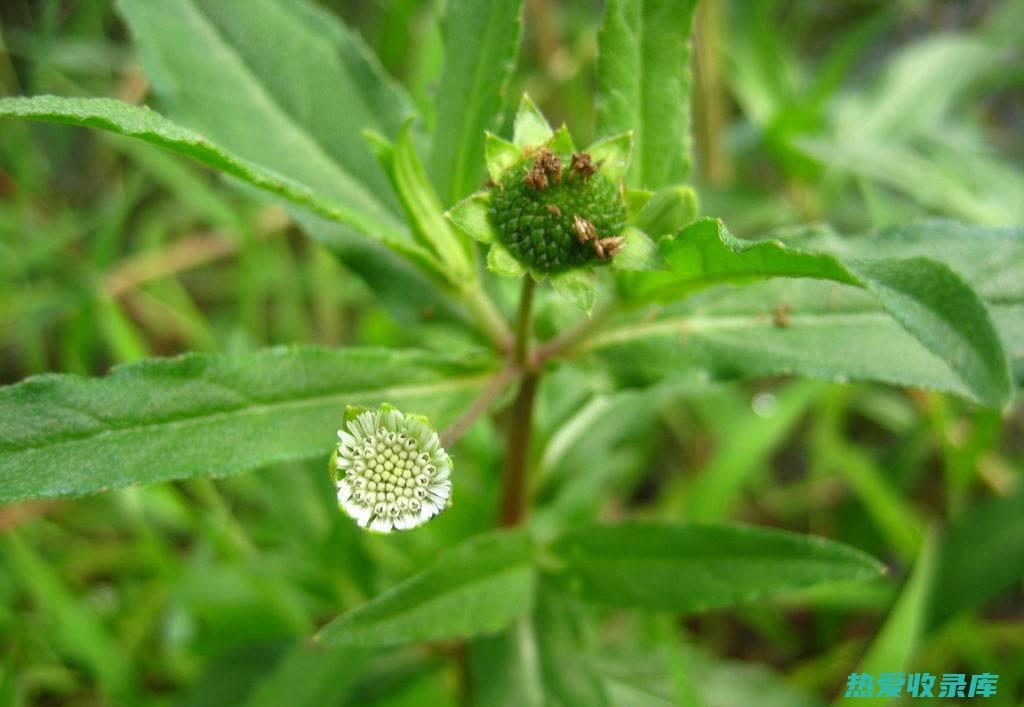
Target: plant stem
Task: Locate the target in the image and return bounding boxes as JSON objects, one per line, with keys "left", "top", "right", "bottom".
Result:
{"left": 462, "top": 284, "right": 514, "bottom": 353}
{"left": 499, "top": 372, "right": 538, "bottom": 527}
{"left": 499, "top": 276, "right": 539, "bottom": 527}
{"left": 514, "top": 277, "right": 536, "bottom": 365}
{"left": 440, "top": 364, "right": 520, "bottom": 448}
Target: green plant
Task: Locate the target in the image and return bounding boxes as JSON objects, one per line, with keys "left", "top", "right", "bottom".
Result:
{"left": 1, "top": 1, "right": 1021, "bottom": 704}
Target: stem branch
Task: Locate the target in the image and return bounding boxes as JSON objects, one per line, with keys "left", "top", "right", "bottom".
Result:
{"left": 441, "top": 365, "right": 520, "bottom": 448}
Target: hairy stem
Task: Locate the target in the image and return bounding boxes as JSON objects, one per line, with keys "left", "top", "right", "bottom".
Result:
{"left": 500, "top": 277, "right": 539, "bottom": 527}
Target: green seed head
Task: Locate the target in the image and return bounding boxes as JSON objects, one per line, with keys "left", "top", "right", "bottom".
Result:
{"left": 488, "top": 149, "right": 626, "bottom": 274}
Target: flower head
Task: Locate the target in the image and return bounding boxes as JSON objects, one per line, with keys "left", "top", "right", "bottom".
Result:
{"left": 332, "top": 404, "right": 452, "bottom": 533}
{"left": 446, "top": 94, "right": 667, "bottom": 314}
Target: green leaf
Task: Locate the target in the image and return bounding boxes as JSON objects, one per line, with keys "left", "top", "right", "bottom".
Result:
{"left": 317, "top": 529, "right": 534, "bottom": 646}
{"left": 428, "top": 0, "right": 524, "bottom": 204}
{"left": 550, "top": 270, "right": 597, "bottom": 314}
{"left": 469, "top": 586, "right": 610, "bottom": 707}
{"left": 0, "top": 347, "right": 493, "bottom": 504}
{"left": 0, "top": 96, "right": 413, "bottom": 249}
{"left": 485, "top": 131, "right": 521, "bottom": 182}
{"left": 447, "top": 191, "right": 496, "bottom": 244}
{"left": 242, "top": 641, "right": 369, "bottom": 707}
{"left": 117, "top": 0, "right": 415, "bottom": 240}
{"left": 513, "top": 94, "right": 553, "bottom": 148}
{"left": 586, "top": 131, "right": 632, "bottom": 182}
{"left": 611, "top": 226, "right": 665, "bottom": 272}
{"left": 588, "top": 278, "right": 1020, "bottom": 403}
{"left": 840, "top": 528, "right": 938, "bottom": 706}
{"left": 365, "top": 122, "right": 474, "bottom": 283}
{"left": 596, "top": 0, "right": 699, "bottom": 189}
{"left": 928, "top": 489, "right": 1024, "bottom": 628}
{"left": 618, "top": 219, "right": 1013, "bottom": 406}
{"left": 629, "top": 185, "right": 698, "bottom": 237}
{"left": 547, "top": 522, "right": 884, "bottom": 611}
{"left": 487, "top": 243, "right": 526, "bottom": 277}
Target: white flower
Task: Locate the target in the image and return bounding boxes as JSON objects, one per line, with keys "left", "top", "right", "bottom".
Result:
{"left": 332, "top": 404, "right": 452, "bottom": 533}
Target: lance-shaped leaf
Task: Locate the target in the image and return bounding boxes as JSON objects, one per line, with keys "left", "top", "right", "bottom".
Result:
{"left": 547, "top": 522, "right": 884, "bottom": 612}
{"left": 429, "top": 0, "right": 525, "bottom": 204}
{"left": 586, "top": 278, "right": 1021, "bottom": 405}
{"left": 616, "top": 219, "right": 1014, "bottom": 406}
{"left": 0, "top": 96, "right": 414, "bottom": 252}
{"left": 0, "top": 347, "right": 493, "bottom": 504}
{"left": 597, "top": 0, "right": 699, "bottom": 189}
{"left": 318, "top": 529, "right": 534, "bottom": 646}
{"left": 117, "top": 0, "right": 415, "bottom": 240}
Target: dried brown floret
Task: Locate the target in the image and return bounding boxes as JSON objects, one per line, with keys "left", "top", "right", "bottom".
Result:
{"left": 545, "top": 204, "right": 562, "bottom": 217}
{"left": 572, "top": 214, "right": 598, "bottom": 244}
{"left": 570, "top": 152, "right": 597, "bottom": 180}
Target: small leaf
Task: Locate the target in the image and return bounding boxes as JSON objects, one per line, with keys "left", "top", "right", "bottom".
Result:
{"left": 586, "top": 132, "right": 632, "bottom": 182}
{"left": 629, "top": 185, "right": 698, "bottom": 237}
{"left": 548, "top": 522, "right": 884, "bottom": 611}
{"left": 513, "top": 94, "right": 554, "bottom": 148}
{"left": 611, "top": 226, "right": 665, "bottom": 272}
{"left": 550, "top": 270, "right": 596, "bottom": 314}
{"left": 623, "top": 188, "right": 654, "bottom": 220}
{"left": 547, "top": 125, "right": 576, "bottom": 155}
{"left": 0, "top": 347, "right": 494, "bottom": 504}
{"left": 317, "top": 530, "right": 534, "bottom": 646}
{"left": 447, "top": 192, "right": 496, "bottom": 244}
{"left": 487, "top": 243, "right": 526, "bottom": 277}
{"left": 485, "top": 131, "right": 521, "bottom": 182}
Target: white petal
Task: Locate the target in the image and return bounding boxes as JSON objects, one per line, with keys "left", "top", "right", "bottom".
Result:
{"left": 370, "top": 516, "right": 393, "bottom": 533}
{"left": 337, "top": 481, "right": 353, "bottom": 502}
{"left": 338, "top": 430, "right": 358, "bottom": 448}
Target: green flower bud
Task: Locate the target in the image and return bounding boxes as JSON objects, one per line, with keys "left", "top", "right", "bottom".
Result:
{"left": 488, "top": 148, "right": 626, "bottom": 274}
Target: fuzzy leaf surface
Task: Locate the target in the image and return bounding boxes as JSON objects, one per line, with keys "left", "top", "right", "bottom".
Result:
{"left": 0, "top": 347, "right": 492, "bottom": 503}
{"left": 548, "top": 522, "right": 884, "bottom": 611}
{"left": 0, "top": 96, "right": 410, "bottom": 246}
{"left": 614, "top": 219, "right": 1015, "bottom": 405}
{"left": 118, "top": 0, "right": 415, "bottom": 241}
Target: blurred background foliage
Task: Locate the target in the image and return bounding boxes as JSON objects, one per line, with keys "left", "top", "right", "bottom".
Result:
{"left": 0, "top": 0, "right": 1022, "bottom": 705}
